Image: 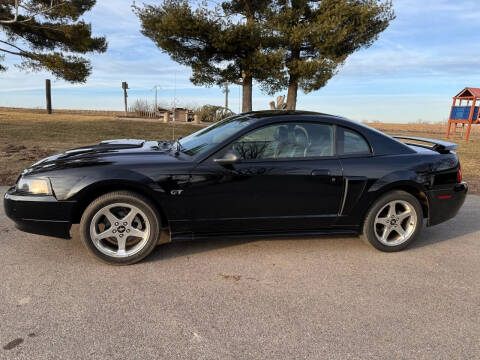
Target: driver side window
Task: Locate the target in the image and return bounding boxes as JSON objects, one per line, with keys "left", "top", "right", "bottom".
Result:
{"left": 231, "top": 122, "right": 334, "bottom": 160}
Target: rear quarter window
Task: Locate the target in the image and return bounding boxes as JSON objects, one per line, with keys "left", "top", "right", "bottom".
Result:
{"left": 338, "top": 127, "right": 371, "bottom": 156}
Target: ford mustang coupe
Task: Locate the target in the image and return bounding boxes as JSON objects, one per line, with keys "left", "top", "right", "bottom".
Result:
{"left": 4, "top": 111, "right": 467, "bottom": 264}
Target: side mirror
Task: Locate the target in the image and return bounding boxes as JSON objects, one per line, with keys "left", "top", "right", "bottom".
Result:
{"left": 213, "top": 151, "right": 240, "bottom": 166}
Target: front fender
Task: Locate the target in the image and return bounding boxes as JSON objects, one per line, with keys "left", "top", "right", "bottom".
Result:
{"left": 49, "top": 166, "right": 165, "bottom": 201}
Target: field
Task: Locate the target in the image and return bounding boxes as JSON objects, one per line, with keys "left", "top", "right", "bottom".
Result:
{"left": 0, "top": 107, "right": 199, "bottom": 185}
{"left": 1, "top": 107, "right": 478, "bottom": 193}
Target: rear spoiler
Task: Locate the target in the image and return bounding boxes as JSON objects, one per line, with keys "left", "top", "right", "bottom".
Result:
{"left": 392, "top": 136, "right": 458, "bottom": 153}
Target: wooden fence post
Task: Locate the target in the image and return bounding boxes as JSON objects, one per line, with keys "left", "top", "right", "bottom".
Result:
{"left": 122, "top": 82, "right": 128, "bottom": 115}
{"left": 46, "top": 79, "right": 52, "bottom": 114}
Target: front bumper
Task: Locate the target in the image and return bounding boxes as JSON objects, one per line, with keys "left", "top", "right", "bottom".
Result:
{"left": 3, "top": 187, "right": 76, "bottom": 239}
{"left": 426, "top": 182, "right": 468, "bottom": 226}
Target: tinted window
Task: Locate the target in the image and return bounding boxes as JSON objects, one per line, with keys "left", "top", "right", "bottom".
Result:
{"left": 231, "top": 122, "right": 334, "bottom": 160}
{"left": 339, "top": 128, "right": 370, "bottom": 155}
{"left": 178, "top": 115, "right": 254, "bottom": 156}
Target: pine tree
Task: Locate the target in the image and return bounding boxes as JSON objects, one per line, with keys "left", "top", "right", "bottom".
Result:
{"left": 0, "top": 0, "right": 107, "bottom": 83}
{"left": 264, "top": 0, "right": 395, "bottom": 109}
{"left": 135, "top": 0, "right": 284, "bottom": 112}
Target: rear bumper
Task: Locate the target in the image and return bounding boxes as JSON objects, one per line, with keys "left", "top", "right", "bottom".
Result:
{"left": 3, "top": 187, "right": 75, "bottom": 238}
{"left": 426, "top": 182, "right": 468, "bottom": 226}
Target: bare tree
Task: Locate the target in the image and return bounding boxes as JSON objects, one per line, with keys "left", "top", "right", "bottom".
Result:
{"left": 234, "top": 141, "right": 269, "bottom": 160}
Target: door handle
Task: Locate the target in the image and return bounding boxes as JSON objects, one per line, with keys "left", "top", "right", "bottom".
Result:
{"left": 311, "top": 169, "right": 330, "bottom": 176}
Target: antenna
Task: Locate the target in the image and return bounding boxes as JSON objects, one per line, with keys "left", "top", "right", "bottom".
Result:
{"left": 172, "top": 71, "right": 177, "bottom": 140}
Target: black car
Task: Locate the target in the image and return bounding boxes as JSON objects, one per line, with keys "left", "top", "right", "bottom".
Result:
{"left": 4, "top": 111, "right": 467, "bottom": 264}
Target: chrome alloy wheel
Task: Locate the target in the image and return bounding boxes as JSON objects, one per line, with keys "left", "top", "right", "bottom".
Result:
{"left": 89, "top": 202, "right": 150, "bottom": 258}
{"left": 374, "top": 200, "right": 417, "bottom": 246}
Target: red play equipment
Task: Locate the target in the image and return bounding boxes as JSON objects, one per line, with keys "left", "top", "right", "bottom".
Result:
{"left": 446, "top": 87, "right": 480, "bottom": 141}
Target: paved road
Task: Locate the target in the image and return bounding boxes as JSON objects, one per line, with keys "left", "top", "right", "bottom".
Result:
{"left": 1, "top": 187, "right": 479, "bottom": 360}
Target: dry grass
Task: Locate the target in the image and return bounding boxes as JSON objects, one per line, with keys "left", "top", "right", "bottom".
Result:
{"left": 0, "top": 107, "right": 199, "bottom": 185}
{"left": 365, "top": 121, "right": 480, "bottom": 137}
{"left": 0, "top": 108, "right": 478, "bottom": 194}
{"left": 0, "top": 106, "right": 125, "bottom": 117}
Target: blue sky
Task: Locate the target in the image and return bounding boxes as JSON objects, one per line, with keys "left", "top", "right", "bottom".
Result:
{"left": 1, "top": 0, "right": 479, "bottom": 123}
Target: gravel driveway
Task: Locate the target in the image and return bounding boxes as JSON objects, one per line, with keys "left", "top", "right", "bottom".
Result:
{"left": 1, "top": 187, "right": 479, "bottom": 360}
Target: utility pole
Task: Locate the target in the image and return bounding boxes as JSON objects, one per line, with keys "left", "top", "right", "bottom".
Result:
{"left": 122, "top": 82, "right": 129, "bottom": 115}
{"left": 45, "top": 79, "right": 52, "bottom": 114}
{"left": 224, "top": 80, "right": 229, "bottom": 110}
{"left": 154, "top": 86, "right": 157, "bottom": 112}
{"left": 152, "top": 85, "right": 161, "bottom": 116}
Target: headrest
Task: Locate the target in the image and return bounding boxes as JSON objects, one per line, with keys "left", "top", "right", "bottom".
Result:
{"left": 274, "top": 126, "right": 288, "bottom": 142}
{"left": 294, "top": 128, "right": 308, "bottom": 147}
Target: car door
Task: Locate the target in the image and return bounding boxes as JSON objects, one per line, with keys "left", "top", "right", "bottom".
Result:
{"left": 182, "top": 121, "right": 344, "bottom": 235}
{"left": 334, "top": 126, "right": 374, "bottom": 227}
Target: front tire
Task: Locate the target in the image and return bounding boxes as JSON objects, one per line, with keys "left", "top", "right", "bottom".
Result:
{"left": 361, "top": 191, "right": 423, "bottom": 252}
{"left": 80, "top": 191, "right": 160, "bottom": 265}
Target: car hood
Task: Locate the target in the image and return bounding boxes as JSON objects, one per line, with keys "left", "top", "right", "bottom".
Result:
{"left": 24, "top": 139, "right": 181, "bottom": 175}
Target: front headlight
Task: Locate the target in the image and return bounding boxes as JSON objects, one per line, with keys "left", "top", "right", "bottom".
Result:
{"left": 17, "top": 177, "right": 52, "bottom": 195}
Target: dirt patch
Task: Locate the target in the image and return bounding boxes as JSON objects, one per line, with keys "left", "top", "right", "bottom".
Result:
{"left": 0, "top": 145, "right": 55, "bottom": 184}
{"left": 0, "top": 145, "right": 51, "bottom": 162}
{"left": 2, "top": 144, "right": 27, "bottom": 154}
{"left": 219, "top": 274, "right": 242, "bottom": 281}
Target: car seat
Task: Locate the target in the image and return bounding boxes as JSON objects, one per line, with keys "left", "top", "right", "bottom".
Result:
{"left": 273, "top": 126, "right": 291, "bottom": 158}
{"left": 291, "top": 127, "right": 309, "bottom": 157}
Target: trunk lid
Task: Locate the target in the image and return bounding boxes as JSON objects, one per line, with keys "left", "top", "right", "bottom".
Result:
{"left": 392, "top": 136, "right": 458, "bottom": 154}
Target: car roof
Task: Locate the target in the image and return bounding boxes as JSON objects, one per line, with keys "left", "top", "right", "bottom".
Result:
{"left": 241, "top": 110, "right": 414, "bottom": 156}
{"left": 243, "top": 110, "right": 329, "bottom": 118}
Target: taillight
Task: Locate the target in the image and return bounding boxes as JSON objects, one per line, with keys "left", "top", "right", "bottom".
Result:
{"left": 457, "top": 163, "right": 462, "bottom": 183}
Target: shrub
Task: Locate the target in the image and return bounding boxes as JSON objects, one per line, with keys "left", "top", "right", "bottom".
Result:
{"left": 195, "top": 105, "right": 234, "bottom": 122}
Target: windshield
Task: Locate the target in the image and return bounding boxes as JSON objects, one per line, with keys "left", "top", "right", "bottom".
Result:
{"left": 178, "top": 115, "right": 254, "bottom": 156}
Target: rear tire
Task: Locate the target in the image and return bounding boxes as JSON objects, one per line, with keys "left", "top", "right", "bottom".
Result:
{"left": 361, "top": 190, "right": 423, "bottom": 252}
{"left": 80, "top": 191, "right": 160, "bottom": 265}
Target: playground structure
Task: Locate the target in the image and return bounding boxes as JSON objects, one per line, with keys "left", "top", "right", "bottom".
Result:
{"left": 446, "top": 87, "right": 480, "bottom": 141}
